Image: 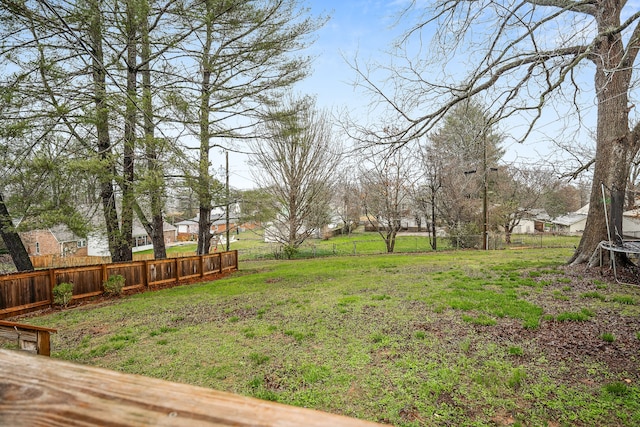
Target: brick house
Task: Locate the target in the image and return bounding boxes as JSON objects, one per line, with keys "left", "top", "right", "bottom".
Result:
{"left": 20, "top": 225, "right": 88, "bottom": 257}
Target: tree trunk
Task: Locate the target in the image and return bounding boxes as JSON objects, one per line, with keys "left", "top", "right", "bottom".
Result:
{"left": 430, "top": 189, "right": 437, "bottom": 250}
{"left": 88, "top": 0, "right": 122, "bottom": 263}
{"left": 570, "top": 17, "right": 636, "bottom": 266}
{"left": 141, "top": 5, "right": 167, "bottom": 260}
{"left": 115, "top": 0, "right": 138, "bottom": 263}
{"left": 196, "top": 2, "right": 213, "bottom": 256}
{"left": 197, "top": 206, "right": 212, "bottom": 255}
{"left": 385, "top": 232, "right": 394, "bottom": 253}
{"left": 0, "top": 193, "right": 33, "bottom": 272}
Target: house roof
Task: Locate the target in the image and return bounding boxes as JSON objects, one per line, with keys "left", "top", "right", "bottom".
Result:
{"left": 50, "top": 224, "right": 84, "bottom": 243}
{"left": 212, "top": 216, "right": 240, "bottom": 226}
{"left": 175, "top": 219, "right": 198, "bottom": 226}
{"left": 132, "top": 222, "right": 177, "bottom": 237}
{"left": 552, "top": 213, "right": 587, "bottom": 226}
{"left": 623, "top": 209, "right": 640, "bottom": 219}
{"left": 575, "top": 204, "right": 590, "bottom": 215}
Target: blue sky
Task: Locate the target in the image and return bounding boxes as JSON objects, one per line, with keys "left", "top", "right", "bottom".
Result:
{"left": 229, "top": 1, "right": 410, "bottom": 188}
{"left": 228, "top": 0, "right": 605, "bottom": 189}
{"left": 296, "top": 1, "right": 405, "bottom": 113}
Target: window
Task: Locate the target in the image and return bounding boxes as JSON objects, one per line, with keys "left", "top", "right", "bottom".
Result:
{"left": 35, "top": 242, "right": 40, "bottom": 255}
{"left": 77, "top": 239, "right": 87, "bottom": 248}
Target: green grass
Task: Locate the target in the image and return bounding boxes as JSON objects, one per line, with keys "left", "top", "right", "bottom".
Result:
{"left": 601, "top": 332, "right": 616, "bottom": 342}
{"left": 611, "top": 295, "right": 636, "bottom": 305}
{"left": 555, "top": 308, "right": 595, "bottom": 322}
{"left": 136, "top": 230, "right": 580, "bottom": 264}
{"left": 195, "top": 229, "right": 581, "bottom": 260}
{"left": 10, "top": 247, "right": 640, "bottom": 426}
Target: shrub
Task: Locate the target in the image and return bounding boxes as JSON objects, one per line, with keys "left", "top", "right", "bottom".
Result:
{"left": 53, "top": 282, "right": 74, "bottom": 307}
{"left": 103, "top": 274, "right": 125, "bottom": 296}
{"left": 283, "top": 245, "right": 298, "bottom": 259}
{"left": 448, "top": 222, "right": 482, "bottom": 249}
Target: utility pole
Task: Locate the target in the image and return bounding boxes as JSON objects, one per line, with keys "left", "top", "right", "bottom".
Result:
{"left": 482, "top": 133, "right": 488, "bottom": 250}
{"left": 225, "top": 150, "right": 230, "bottom": 252}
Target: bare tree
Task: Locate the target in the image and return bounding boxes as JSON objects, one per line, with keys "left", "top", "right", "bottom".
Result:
{"left": 492, "top": 166, "right": 553, "bottom": 244}
{"left": 249, "top": 95, "right": 342, "bottom": 252}
{"left": 350, "top": 0, "right": 640, "bottom": 265}
{"left": 332, "top": 166, "right": 362, "bottom": 235}
{"left": 359, "top": 142, "right": 419, "bottom": 253}
{"left": 416, "top": 145, "right": 443, "bottom": 249}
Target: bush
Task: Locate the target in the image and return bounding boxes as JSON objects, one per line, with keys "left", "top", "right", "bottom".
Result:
{"left": 283, "top": 245, "right": 298, "bottom": 259}
{"left": 103, "top": 274, "right": 125, "bottom": 296}
{"left": 448, "top": 222, "right": 482, "bottom": 249}
{"left": 53, "top": 282, "right": 74, "bottom": 307}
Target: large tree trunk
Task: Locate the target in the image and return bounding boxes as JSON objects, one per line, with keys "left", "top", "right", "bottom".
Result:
{"left": 116, "top": 0, "right": 138, "bottom": 263}
{"left": 88, "top": 0, "right": 122, "bottom": 263}
{"left": 197, "top": 206, "right": 213, "bottom": 255}
{"left": 196, "top": 2, "right": 213, "bottom": 256}
{"left": 570, "top": 12, "right": 637, "bottom": 265}
{"left": 0, "top": 193, "right": 33, "bottom": 272}
{"left": 141, "top": 5, "right": 167, "bottom": 260}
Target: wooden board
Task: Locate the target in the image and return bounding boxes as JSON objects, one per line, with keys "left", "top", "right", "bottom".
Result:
{"left": 0, "top": 321, "right": 57, "bottom": 356}
{"left": 0, "top": 349, "right": 384, "bottom": 427}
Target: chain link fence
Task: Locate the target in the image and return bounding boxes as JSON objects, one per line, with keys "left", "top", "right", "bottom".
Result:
{"left": 237, "top": 233, "right": 580, "bottom": 261}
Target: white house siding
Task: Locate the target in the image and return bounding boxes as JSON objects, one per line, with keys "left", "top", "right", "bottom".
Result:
{"left": 87, "top": 231, "right": 111, "bottom": 257}
{"left": 512, "top": 219, "right": 536, "bottom": 234}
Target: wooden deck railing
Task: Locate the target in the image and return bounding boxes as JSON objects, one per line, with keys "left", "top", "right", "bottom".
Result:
{"left": 0, "top": 320, "right": 57, "bottom": 356}
{"left": 0, "top": 349, "right": 382, "bottom": 426}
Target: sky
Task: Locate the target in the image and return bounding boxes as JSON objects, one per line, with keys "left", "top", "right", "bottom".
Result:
{"left": 225, "top": 0, "right": 602, "bottom": 190}
{"left": 227, "top": 0, "right": 408, "bottom": 189}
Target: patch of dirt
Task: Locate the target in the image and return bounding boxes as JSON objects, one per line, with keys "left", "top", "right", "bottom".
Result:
{"left": 529, "top": 266, "right": 638, "bottom": 379}
{"left": 463, "top": 264, "right": 640, "bottom": 389}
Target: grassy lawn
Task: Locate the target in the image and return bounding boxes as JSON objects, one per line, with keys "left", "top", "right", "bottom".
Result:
{"left": 147, "top": 229, "right": 580, "bottom": 261}
{"left": 10, "top": 248, "right": 640, "bottom": 426}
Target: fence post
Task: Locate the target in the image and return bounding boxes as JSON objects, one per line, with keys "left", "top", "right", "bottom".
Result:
{"left": 199, "top": 255, "right": 204, "bottom": 278}
{"left": 101, "top": 264, "right": 108, "bottom": 286}
{"left": 143, "top": 260, "right": 149, "bottom": 290}
{"left": 48, "top": 268, "right": 56, "bottom": 306}
{"left": 175, "top": 258, "right": 180, "bottom": 285}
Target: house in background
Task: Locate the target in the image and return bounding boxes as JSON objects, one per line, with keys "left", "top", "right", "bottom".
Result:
{"left": 132, "top": 222, "right": 178, "bottom": 252}
{"left": 550, "top": 212, "right": 588, "bottom": 234}
{"left": 176, "top": 203, "right": 256, "bottom": 241}
{"left": 20, "top": 224, "right": 87, "bottom": 257}
{"left": 88, "top": 221, "right": 178, "bottom": 256}
{"left": 620, "top": 209, "right": 640, "bottom": 239}
{"left": 175, "top": 218, "right": 199, "bottom": 241}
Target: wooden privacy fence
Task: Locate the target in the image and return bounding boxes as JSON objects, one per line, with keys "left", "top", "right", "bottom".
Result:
{"left": 0, "top": 250, "right": 238, "bottom": 319}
